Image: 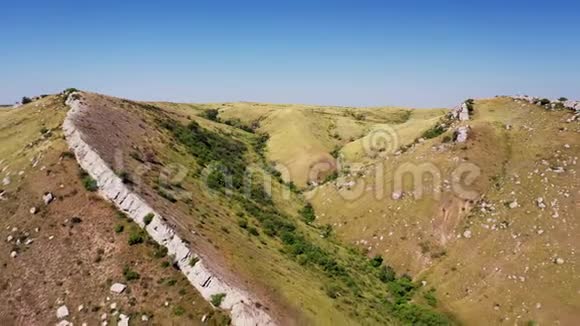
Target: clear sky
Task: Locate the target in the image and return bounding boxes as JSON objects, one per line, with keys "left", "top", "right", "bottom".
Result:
{"left": 1, "top": 0, "right": 579, "bottom": 107}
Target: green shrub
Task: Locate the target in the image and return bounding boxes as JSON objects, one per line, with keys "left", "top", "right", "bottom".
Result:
{"left": 539, "top": 98, "right": 550, "bottom": 105}
{"left": 424, "top": 289, "right": 437, "bottom": 307}
{"left": 119, "top": 171, "right": 132, "bottom": 184}
{"left": 324, "top": 171, "right": 338, "bottom": 183}
{"left": 202, "top": 108, "right": 220, "bottom": 121}
{"left": 189, "top": 256, "right": 200, "bottom": 267}
{"left": 378, "top": 265, "right": 396, "bottom": 283}
{"left": 248, "top": 227, "right": 259, "bottom": 236}
{"left": 210, "top": 293, "right": 226, "bottom": 307}
{"left": 370, "top": 255, "right": 383, "bottom": 268}
{"left": 114, "top": 224, "right": 124, "bottom": 233}
{"left": 79, "top": 170, "right": 98, "bottom": 192}
{"left": 237, "top": 219, "right": 248, "bottom": 229}
{"left": 166, "top": 278, "right": 177, "bottom": 286}
{"left": 128, "top": 232, "right": 145, "bottom": 245}
{"left": 173, "top": 305, "right": 185, "bottom": 316}
{"left": 330, "top": 146, "right": 341, "bottom": 158}
{"left": 63, "top": 88, "right": 79, "bottom": 95}
{"left": 421, "top": 124, "right": 446, "bottom": 139}
{"left": 153, "top": 245, "right": 168, "bottom": 258}
{"left": 61, "top": 151, "right": 75, "bottom": 159}
{"left": 22, "top": 96, "right": 32, "bottom": 104}
{"left": 123, "top": 266, "right": 140, "bottom": 281}
{"left": 299, "top": 203, "right": 316, "bottom": 224}
{"left": 143, "top": 213, "right": 154, "bottom": 225}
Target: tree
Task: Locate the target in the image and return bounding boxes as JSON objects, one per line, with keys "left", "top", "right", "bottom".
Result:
{"left": 21, "top": 96, "right": 32, "bottom": 104}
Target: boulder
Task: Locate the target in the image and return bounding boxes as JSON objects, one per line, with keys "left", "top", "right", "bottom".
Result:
{"left": 463, "top": 230, "right": 472, "bottom": 239}
{"left": 56, "top": 305, "right": 69, "bottom": 319}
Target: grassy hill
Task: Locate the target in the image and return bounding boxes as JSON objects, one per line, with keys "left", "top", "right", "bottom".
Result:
{"left": 2, "top": 91, "right": 577, "bottom": 325}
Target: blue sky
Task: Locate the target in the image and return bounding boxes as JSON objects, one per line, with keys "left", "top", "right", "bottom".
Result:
{"left": 1, "top": 0, "right": 579, "bottom": 107}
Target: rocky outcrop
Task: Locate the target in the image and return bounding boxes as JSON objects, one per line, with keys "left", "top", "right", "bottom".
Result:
{"left": 513, "top": 95, "right": 580, "bottom": 112}
{"left": 451, "top": 102, "right": 470, "bottom": 121}
{"left": 454, "top": 126, "right": 470, "bottom": 143}
{"left": 63, "top": 93, "right": 276, "bottom": 326}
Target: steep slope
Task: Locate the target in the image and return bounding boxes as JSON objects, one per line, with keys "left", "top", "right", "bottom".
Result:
{"left": 309, "top": 96, "right": 580, "bottom": 325}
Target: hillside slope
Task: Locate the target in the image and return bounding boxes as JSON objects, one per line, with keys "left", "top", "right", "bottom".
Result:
{"left": 154, "top": 102, "right": 446, "bottom": 188}
{"left": 0, "top": 95, "right": 229, "bottom": 325}
{"left": 54, "top": 92, "right": 452, "bottom": 325}
{"left": 308, "top": 96, "right": 580, "bottom": 325}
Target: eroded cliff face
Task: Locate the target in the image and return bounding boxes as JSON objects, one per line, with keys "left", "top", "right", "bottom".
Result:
{"left": 63, "top": 93, "right": 275, "bottom": 326}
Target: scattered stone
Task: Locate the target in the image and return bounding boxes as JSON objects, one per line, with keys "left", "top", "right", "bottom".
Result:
{"left": 43, "top": 192, "right": 54, "bottom": 205}
{"left": 110, "top": 283, "right": 127, "bottom": 294}
{"left": 536, "top": 197, "right": 546, "bottom": 209}
{"left": 56, "top": 305, "right": 69, "bottom": 319}
{"left": 564, "top": 144, "right": 570, "bottom": 149}
{"left": 508, "top": 200, "right": 518, "bottom": 209}
{"left": 78, "top": 304, "right": 84, "bottom": 312}
{"left": 141, "top": 315, "right": 149, "bottom": 322}
{"left": 555, "top": 257, "right": 565, "bottom": 265}
{"left": 10, "top": 251, "right": 17, "bottom": 258}
{"left": 56, "top": 321, "right": 72, "bottom": 326}
{"left": 2, "top": 177, "right": 10, "bottom": 186}
{"left": 118, "top": 314, "right": 130, "bottom": 326}
{"left": 101, "top": 313, "right": 108, "bottom": 321}
{"left": 201, "top": 314, "right": 208, "bottom": 322}
{"left": 30, "top": 207, "right": 37, "bottom": 215}
{"left": 110, "top": 302, "right": 117, "bottom": 310}
{"left": 463, "top": 230, "right": 472, "bottom": 239}
{"left": 391, "top": 192, "right": 402, "bottom": 200}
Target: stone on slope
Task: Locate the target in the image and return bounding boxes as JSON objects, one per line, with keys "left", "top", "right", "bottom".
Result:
{"left": 110, "top": 283, "right": 127, "bottom": 294}
{"left": 56, "top": 305, "right": 69, "bottom": 319}
{"left": 43, "top": 192, "right": 54, "bottom": 205}
{"left": 454, "top": 126, "right": 470, "bottom": 143}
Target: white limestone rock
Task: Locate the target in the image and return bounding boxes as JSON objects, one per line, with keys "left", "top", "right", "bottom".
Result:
{"left": 110, "top": 283, "right": 127, "bottom": 294}
{"left": 43, "top": 192, "right": 54, "bottom": 205}
{"left": 56, "top": 305, "right": 69, "bottom": 319}
{"left": 454, "top": 126, "right": 470, "bottom": 143}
